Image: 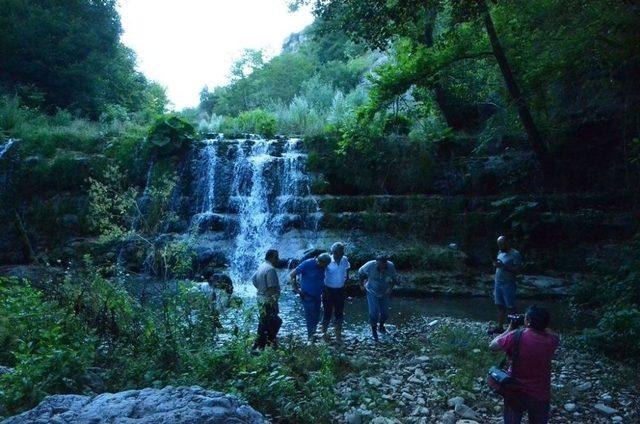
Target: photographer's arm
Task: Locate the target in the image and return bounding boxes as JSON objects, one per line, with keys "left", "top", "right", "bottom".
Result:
{"left": 489, "top": 323, "right": 516, "bottom": 351}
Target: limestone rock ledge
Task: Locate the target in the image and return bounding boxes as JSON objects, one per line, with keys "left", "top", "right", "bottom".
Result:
{"left": 2, "top": 386, "right": 265, "bottom": 424}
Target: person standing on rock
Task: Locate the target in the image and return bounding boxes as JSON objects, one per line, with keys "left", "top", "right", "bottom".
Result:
{"left": 490, "top": 305, "right": 559, "bottom": 424}
{"left": 358, "top": 253, "right": 398, "bottom": 342}
{"left": 290, "top": 253, "right": 331, "bottom": 342}
{"left": 252, "top": 249, "right": 283, "bottom": 350}
{"left": 322, "top": 242, "right": 351, "bottom": 343}
{"left": 489, "top": 235, "right": 523, "bottom": 335}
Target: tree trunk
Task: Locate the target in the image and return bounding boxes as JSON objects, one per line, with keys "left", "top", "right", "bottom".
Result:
{"left": 422, "top": 6, "right": 461, "bottom": 129}
{"left": 14, "top": 209, "right": 37, "bottom": 263}
{"left": 480, "top": 1, "right": 555, "bottom": 185}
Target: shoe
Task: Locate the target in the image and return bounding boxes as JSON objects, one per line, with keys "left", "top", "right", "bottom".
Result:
{"left": 378, "top": 323, "right": 387, "bottom": 334}
{"left": 371, "top": 324, "right": 379, "bottom": 342}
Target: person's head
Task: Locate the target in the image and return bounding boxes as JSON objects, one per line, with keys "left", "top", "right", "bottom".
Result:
{"left": 331, "top": 242, "right": 345, "bottom": 259}
{"left": 375, "top": 253, "right": 389, "bottom": 270}
{"left": 525, "top": 305, "right": 550, "bottom": 331}
{"left": 316, "top": 252, "right": 331, "bottom": 268}
{"left": 497, "top": 235, "right": 510, "bottom": 252}
{"left": 265, "top": 249, "right": 279, "bottom": 266}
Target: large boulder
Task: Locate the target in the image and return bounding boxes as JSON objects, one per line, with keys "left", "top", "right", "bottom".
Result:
{"left": 2, "top": 386, "right": 265, "bottom": 424}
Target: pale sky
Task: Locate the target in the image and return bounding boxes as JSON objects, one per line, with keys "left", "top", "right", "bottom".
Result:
{"left": 118, "top": 0, "right": 314, "bottom": 110}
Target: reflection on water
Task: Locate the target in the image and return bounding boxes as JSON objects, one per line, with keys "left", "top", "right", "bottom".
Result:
{"left": 223, "top": 287, "right": 577, "bottom": 337}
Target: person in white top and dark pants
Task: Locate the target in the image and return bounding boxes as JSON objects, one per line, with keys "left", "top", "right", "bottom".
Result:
{"left": 321, "top": 242, "right": 350, "bottom": 343}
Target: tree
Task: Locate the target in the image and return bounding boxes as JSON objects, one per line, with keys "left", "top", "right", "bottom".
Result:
{"left": 0, "top": 0, "right": 160, "bottom": 118}
{"left": 298, "top": 0, "right": 555, "bottom": 183}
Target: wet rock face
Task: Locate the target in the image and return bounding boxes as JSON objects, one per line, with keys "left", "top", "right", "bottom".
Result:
{"left": 2, "top": 386, "right": 265, "bottom": 424}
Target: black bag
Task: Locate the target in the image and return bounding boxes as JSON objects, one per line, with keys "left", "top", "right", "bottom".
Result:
{"left": 487, "top": 329, "right": 524, "bottom": 398}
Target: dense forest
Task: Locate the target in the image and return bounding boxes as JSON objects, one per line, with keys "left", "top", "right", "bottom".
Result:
{"left": 0, "top": 0, "right": 639, "bottom": 423}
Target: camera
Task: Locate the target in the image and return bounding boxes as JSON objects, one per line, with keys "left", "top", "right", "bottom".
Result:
{"left": 508, "top": 314, "right": 525, "bottom": 327}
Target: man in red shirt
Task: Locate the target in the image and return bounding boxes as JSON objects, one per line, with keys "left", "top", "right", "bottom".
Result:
{"left": 490, "top": 305, "right": 560, "bottom": 424}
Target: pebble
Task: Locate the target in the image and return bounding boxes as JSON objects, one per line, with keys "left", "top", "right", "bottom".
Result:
{"left": 345, "top": 411, "right": 362, "bottom": 424}
{"left": 442, "top": 411, "right": 456, "bottom": 424}
{"left": 367, "top": 377, "right": 382, "bottom": 387}
{"left": 402, "top": 392, "right": 415, "bottom": 401}
{"left": 577, "top": 382, "right": 593, "bottom": 391}
{"left": 411, "top": 406, "right": 430, "bottom": 416}
{"left": 454, "top": 403, "right": 479, "bottom": 420}
{"left": 448, "top": 396, "right": 465, "bottom": 408}
{"left": 612, "top": 416, "right": 623, "bottom": 423}
{"left": 594, "top": 403, "right": 619, "bottom": 415}
{"left": 601, "top": 393, "right": 613, "bottom": 403}
{"left": 564, "top": 403, "right": 577, "bottom": 412}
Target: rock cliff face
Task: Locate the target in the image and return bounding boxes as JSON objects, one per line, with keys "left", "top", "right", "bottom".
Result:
{"left": 2, "top": 386, "right": 265, "bottom": 424}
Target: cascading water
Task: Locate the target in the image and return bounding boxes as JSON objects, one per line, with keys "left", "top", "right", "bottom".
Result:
{"left": 230, "top": 140, "right": 277, "bottom": 283}
{"left": 190, "top": 140, "right": 221, "bottom": 232}
{"left": 187, "top": 137, "right": 320, "bottom": 286}
{"left": 0, "top": 139, "right": 15, "bottom": 160}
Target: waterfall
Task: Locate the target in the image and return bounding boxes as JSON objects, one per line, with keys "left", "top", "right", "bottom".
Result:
{"left": 230, "top": 139, "right": 278, "bottom": 283}
{"left": 190, "top": 140, "right": 221, "bottom": 232}
{"left": 0, "top": 139, "right": 16, "bottom": 160}
{"left": 187, "top": 137, "right": 320, "bottom": 285}
{"left": 195, "top": 140, "right": 219, "bottom": 214}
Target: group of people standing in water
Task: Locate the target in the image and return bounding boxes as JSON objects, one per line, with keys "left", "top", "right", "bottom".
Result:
{"left": 251, "top": 242, "right": 397, "bottom": 348}
{"left": 250, "top": 236, "right": 560, "bottom": 424}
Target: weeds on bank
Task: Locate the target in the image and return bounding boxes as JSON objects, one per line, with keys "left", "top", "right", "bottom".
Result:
{"left": 430, "top": 323, "right": 500, "bottom": 394}
{"left": 0, "top": 274, "right": 346, "bottom": 423}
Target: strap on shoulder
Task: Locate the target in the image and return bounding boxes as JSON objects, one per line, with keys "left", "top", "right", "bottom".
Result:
{"left": 509, "top": 329, "right": 525, "bottom": 378}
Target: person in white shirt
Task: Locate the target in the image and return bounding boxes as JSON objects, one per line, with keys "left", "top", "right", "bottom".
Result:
{"left": 321, "top": 242, "right": 350, "bottom": 343}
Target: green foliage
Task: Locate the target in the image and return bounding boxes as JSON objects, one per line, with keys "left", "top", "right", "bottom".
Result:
{"left": 88, "top": 163, "right": 184, "bottom": 279}
{"left": 222, "top": 109, "right": 277, "bottom": 138}
{"left": 581, "top": 306, "right": 640, "bottom": 360}
{"left": 0, "top": 0, "right": 168, "bottom": 118}
{"left": 87, "top": 165, "right": 139, "bottom": 243}
{"left": 0, "top": 269, "right": 345, "bottom": 422}
{"left": 431, "top": 323, "right": 500, "bottom": 393}
{"left": 393, "top": 244, "right": 464, "bottom": 271}
{"left": 147, "top": 114, "right": 195, "bottom": 157}
{"left": 572, "top": 236, "right": 640, "bottom": 360}
{"left": 0, "top": 277, "right": 96, "bottom": 415}
{"left": 177, "top": 335, "right": 343, "bottom": 422}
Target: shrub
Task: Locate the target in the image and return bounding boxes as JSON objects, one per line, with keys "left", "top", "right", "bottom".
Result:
{"left": 581, "top": 306, "right": 640, "bottom": 360}
{"left": 235, "top": 109, "right": 277, "bottom": 138}
{"left": 273, "top": 96, "right": 325, "bottom": 137}
{"left": 431, "top": 323, "right": 500, "bottom": 393}
{"left": 197, "top": 113, "right": 225, "bottom": 134}
{"left": 0, "top": 277, "right": 96, "bottom": 416}
{"left": 147, "top": 114, "right": 195, "bottom": 157}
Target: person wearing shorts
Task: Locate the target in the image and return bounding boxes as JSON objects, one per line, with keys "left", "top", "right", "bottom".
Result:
{"left": 489, "top": 235, "right": 523, "bottom": 335}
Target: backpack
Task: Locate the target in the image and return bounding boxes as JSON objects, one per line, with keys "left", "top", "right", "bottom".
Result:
{"left": 487, "top": 329, "right": 524, "bottom": 399}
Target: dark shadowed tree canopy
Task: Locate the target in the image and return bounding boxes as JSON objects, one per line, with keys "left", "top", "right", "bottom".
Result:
{"left": 0, "top": 0, "right": 165, "bottom": 118}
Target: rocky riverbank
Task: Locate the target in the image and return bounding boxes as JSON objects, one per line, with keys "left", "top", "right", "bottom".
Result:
{"left": 1, "top": 386, "right": 265, "bottom": 424}
{"left": 320, "top": 317, "right": 639, "bottom": 424}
